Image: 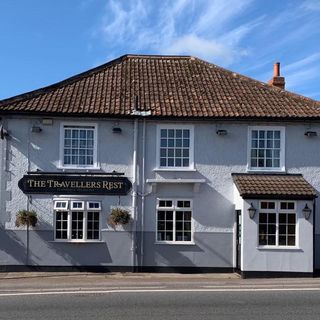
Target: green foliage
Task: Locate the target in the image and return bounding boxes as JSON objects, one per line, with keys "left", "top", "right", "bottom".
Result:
{"left": 15, "top": 210, "right": 38, "bottom": 228}
{"left": 108, "top": 207, "right": 131, "bottom": 227}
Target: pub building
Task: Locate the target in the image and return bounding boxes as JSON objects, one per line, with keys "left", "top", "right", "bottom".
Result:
{"left": 0, "top": 55, "right": 319, "bottom": 277}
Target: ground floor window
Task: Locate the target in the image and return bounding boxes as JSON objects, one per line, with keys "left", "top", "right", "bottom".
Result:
{"left": 258, "top": 201, "right": 296, "bottom": 247}
{"left": 54, "top": 200, "right": 101, "bottom": 241}
{"left": 156, "top": 199, "right": 192, "bottom": 243}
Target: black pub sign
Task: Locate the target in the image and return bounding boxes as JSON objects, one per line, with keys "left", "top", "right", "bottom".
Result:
{"left": 18, "top": 174, "right": 132, "bottom": 196}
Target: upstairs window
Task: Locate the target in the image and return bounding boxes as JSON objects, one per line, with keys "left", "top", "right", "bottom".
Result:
{"left": 157, "top": 125, "right": 194, "bottom": 169}
{"left": 248, "top": 127, "right": 285, "bottom": 171}
{"left": 61, "top": 124, "right": 97, "bottom": 168}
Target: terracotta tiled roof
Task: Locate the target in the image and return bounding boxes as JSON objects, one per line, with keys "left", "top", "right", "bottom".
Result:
{"left": 232, "top": 173, "right": 317, "bottom": 199}
{"left": 1, "top": 54, "right": 320, "bottom": 119}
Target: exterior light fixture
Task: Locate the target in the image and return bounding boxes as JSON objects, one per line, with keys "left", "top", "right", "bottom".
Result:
{"left": 304, "top": 131, "right": 317, "bottom": 137}
{"left": 31, "top": 126, "right": 42, "bottom": 133}
{"left": 216, "top": 129, "right": 227, "bottom": 136}
{"left": 112, "top": 126, "right": 122, "bottom": 134}
{"left": 0, "top": 126, "right": 9, "bottom": 140}
{"left": 247, "top": 203, "right": 256, "bottom": 219}
{"left": 302, "top": 204, "right": 312, "bottom": 220}
{"left": 42, "top": 118, "right": 53, "bottom": 125}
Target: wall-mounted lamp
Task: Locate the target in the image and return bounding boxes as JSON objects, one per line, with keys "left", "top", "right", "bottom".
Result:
{"left": 31, "top": 126, "right": 42, "bottom": 133}
{"left": 0, "top": 126, "right": 9, "bottom": 140}
{"left": 216, "top": 129, "right": 228, "bottom": 136}
{"left": 302, "top": 203, "right": 312, "bottom": 220}
{"left": 42, "top": 118, "right": 53, "bottom": 126}
{"left": 247, "top": 203, "right": 256, "bottom": 219}
{"left": 112, "top": 126, "right": 122, "bottom": 134}
{"left": 304, "top": 131, "right": 317, "bottom": 137}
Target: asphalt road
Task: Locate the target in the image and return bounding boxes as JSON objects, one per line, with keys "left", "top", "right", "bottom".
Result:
{"left": 1, "top": 290, "right": 320, "bottom": 320}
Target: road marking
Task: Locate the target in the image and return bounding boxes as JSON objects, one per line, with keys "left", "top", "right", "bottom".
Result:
{"left": 202, "top": 284, "right": 320, "bottom": 288}
{"left": 1, "top": 287, "right": 320, "bottom": 297}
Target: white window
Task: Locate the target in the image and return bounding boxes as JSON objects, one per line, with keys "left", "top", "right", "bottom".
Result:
{"left": 156, "top": 199, "right": 193, "bottom": 243}
{"left": 60, "top": 123, "right": 98, "bottom": 168}
{"left": 71, "top": 201, "right": 84, "bottom": 210}
{"left": 53, "top": 201, "right": 68, "bottom": 210}
{"left": 54, "top": 200, "right": 101, "bottom": 242}
{"left": 258, "top": 201, "right": 296, "bottom": 247}
{"left": 157, "top": 125, "right": 194, "bottom": 169}
{"left": 248, "top": 126, "right": 285, "bottom": 171}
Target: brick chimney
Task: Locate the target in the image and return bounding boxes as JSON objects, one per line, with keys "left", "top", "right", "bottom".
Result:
{"left": 268, "top": 62, "right": 285, "bottom": 89}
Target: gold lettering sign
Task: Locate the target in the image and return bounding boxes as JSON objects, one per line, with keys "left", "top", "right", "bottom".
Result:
{"left": 18, "top": 174, "right": 132, "bottom": 196}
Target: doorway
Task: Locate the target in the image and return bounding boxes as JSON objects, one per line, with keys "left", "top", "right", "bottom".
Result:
{"left": 235, "top": 210, "right": 242, "bottom": 270}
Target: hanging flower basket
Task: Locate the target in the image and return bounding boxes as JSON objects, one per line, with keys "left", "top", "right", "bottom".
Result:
{"left": 15, "top": 210, "right": 38, "bottom": 228}
{"left": 108, "top": 207, "right": 131, "bottom": 227}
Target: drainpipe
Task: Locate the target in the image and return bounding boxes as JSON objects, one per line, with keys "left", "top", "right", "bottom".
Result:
{"left": 132, "top": 118, "right": 138, "bottom": 272}
{"left": 313, "top": 199, "right": 316, "bottom": 275}
{"left": 140, "top": 119, "right": 146, "bottom": 269}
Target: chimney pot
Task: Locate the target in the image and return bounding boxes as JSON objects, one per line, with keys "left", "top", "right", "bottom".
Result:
{"left": 274, "top": 62, "right": 280, "bottom": 77}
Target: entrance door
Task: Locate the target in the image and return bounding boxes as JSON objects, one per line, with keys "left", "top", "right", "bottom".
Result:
{"left": 235, "top": 210, "right": 242, "bottom": 270}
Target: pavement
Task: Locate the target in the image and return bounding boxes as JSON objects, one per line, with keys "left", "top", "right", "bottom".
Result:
{"left": 0, "top": 271, "right": 239, "bottom": 280}
{"left": 2, "top": 272, "right": 320, "bottom": 320}
{"left": 1, "top": 271, "right": 320, "bottom": 294}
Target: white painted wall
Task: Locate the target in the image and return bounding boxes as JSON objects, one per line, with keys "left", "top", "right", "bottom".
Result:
{"left": 0, "top": 116, "right": 319, "bottom": 271}
{"left": 241, "top": 199, "right": 314, "bottom": 273}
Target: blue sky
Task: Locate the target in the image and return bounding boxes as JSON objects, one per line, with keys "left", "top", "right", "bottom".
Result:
{"left": 1, "top": 0, "right": 320, "bottom": 100}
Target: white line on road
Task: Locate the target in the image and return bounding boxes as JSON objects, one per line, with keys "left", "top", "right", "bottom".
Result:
{"left": 1, "top": 287, "right": 320, "bottom": 297}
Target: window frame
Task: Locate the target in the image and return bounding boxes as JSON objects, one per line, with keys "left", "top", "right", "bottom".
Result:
{"left": 258, "top": 200, "right": 297, "bottom": 249}
{"left": 53, "top": 200, "right": 101, "bottom": 242}
{"left": 156, "top": 124, "right": 195, "bottom": 171}
{"left": 59, "top": 122, "right": 99, "bottom": 170}
{"left": 53, "top": 200, "right": 68, "bottom": 210}
{"left": 247, "top": 126, "right": 285, "bottom": 172}
{"left": 155, "top": 198, "right": 194, "bottom": 245}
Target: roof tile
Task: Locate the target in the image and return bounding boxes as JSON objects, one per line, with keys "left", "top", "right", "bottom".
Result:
{"left": 233, "top": 173, "right": 317, "bottom": 199}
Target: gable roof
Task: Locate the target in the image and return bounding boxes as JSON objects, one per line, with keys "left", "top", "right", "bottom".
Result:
{"left": 1, "top": 54, "right": 320, "bottom": 120}
{"left": 232, "top": 173, "right": 317, "bottom": 200}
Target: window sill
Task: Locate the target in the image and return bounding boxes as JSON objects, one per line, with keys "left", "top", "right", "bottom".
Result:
{"left": 155, "top": 241, "right": 195, "bottom": 246}
{"left": 57, "top": 166, "right": 101, "bottom": 171}
{"left": 153, "top": 168, "right": 197, "bottom": 172}
{"left": 247, "top": 168, "right": 286, "bottom": 173}
{"left": 50, "top": 240, "right": 104, "bottom": 243}
{"left": 146, "top": 178, "right": 205, "bottom": 192}
{"left": 257, "top": 246, "right": 301, "bottom": 251}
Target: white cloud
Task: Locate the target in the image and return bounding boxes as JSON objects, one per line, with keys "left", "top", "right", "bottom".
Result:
{"left": 283, "top": 53, "right": 320, "bottom": 74}
{"left": 163, "top": 34, "right": 248, "bottom": 65}
{"left": 193, "top": 0, "right": 253, "bottom": 35}
{"left": 282, "top": 53, "right": 320, "bottom": 89}
{"left": 94, "top": 0, "right": 258, "bottom": 66}
{"left": 100, "top": 0, "right": 147, "bottom": 43}
{"left": 301, "top": 0, "right": 320, "bottom": 11}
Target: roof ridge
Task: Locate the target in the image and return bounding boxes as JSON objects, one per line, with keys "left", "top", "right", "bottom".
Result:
{"left": 125, "top": 54, "right": 194, "bottom": 59}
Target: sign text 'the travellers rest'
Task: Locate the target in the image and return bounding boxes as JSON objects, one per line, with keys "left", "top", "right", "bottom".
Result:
{"left": 18, "top": 175, "right": 132, "bottom": 196}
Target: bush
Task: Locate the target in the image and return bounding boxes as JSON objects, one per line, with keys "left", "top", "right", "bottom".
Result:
{"left": 108, "top": 207, "right": 131, "bottom": 227}
{"left": 15, "top": 210, "right": 38, "bottom": 228}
